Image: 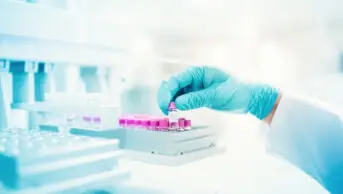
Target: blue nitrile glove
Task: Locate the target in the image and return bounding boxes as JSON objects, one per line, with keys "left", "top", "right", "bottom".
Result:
{"left": 157, "top": 66, "right": 279, "bottom": 120}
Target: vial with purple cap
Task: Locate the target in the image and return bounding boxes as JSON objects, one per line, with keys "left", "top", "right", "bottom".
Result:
{"left": 179, "top": 118, "right": 186, "bottom": 130}
{"left": 83, "top": 116, "right": 92, "bottom": 127}
{"left": 92, "top": 116, "right": 101, "bottom": 128}
{"left": 158, "top": 119, "right": 169, "bottom": 131}
{"left": 142, "top": 120, "right": 151, "bottom": 130}
{"left": 184, "top": 120, "right": 192, "bottom": 130}
{"left": 119, "top": 118, "right": 127, "bottom": 128}
{"left": 126, "top": 119, "right": 135, "bottom": 128}
{"left": 134, "top": 119, "right": 143, "bottom": 129}
{"left": 168, "top": 102, "right": 179, "bottom": 130}
{"left": 150, "top": 119, "right": 159, "bottom": 131}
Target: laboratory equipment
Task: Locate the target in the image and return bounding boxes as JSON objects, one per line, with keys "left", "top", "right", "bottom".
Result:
{"left": 0, "top": 1, "right": 226, "bottom": 193}
{"left": 168, "top": 102, "right": 179, "bottom": 130}
{"left": 0, "top": 0, "right": 130, "bottom": 193}
{"left": 62, "top": 114, "right": 224, "bottom": 166}
{"left": 0, "top": 128, "right": 129, "bottom": 194}
{"left": 184, "top": 120, "right": 191, "bottom": 130}
{"left": 118, "top": 114, "right": 191, "bottom": 131}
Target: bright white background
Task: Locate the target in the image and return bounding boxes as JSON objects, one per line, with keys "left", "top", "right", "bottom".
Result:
{"left": 5, "top": 0, "right": 343, "bottom": 193}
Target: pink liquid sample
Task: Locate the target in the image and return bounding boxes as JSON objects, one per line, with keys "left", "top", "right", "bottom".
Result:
{"left": 185, "top": 120, "right": 191, "bottom": 130}
{"left": 134, "top": 119, "right": 142, "bottom": 128}
{"left": 179, "top": 118, "right": 186, "bottom": 129}
{"left": 142, "top": 120, "right": 151, "bottom": 129}
{"left": 150, "top": 119, "right": 159, "bottom": 131}
{"left": 118, "top": 114, "right": 192, "bottom": 132}
{"left": 126, "top": 119, "right": 135, "bottom": 127}
{"left": 119, "top": 118, "right": 126, "bottom": 127}
{"left": 158, "top": 119, "right": 169, "bottom": 131}
{"left": 169, "top": 122, "right": 178, "bottom": 130}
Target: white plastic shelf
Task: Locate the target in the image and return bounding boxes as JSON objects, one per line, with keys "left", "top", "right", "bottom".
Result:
{"left": 11, "top": 102, "right": 118, "bottom": 114}
{"left": 0, "top": 129, "right": 129, "bottom": 193}
{"left": 0, "top": 0, "right": 131, "bottom": 65}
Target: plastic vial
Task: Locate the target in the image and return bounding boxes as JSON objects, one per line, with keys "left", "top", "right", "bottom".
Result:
{"left": 119, "top": 118, "right": 126, "bottom": 128}
{"left": 126, "top": 119, "right": 134, "bottom": 128}
{"left": 134, "top": 119, "right": 142, "bottom": 129}
{"left": 93, "top": 116, "right": 101, "bottom": 128}
{"left": 168, "top": 102, "right": 179, "bottom": 130}
{"left": 185, "top": 120, "right": 192, "bottom": 130}
{"left": 142, "top": 120, "right": 150, "bottom": 130}
{"left": 179, "top": 118, "right": 186, "bottom": 130}
{"left": 83, "top": 116, "right": 92, "bottom": 127}
{"left": 158, "top": 119, "right": 169, "bottom": 131}
{"left": 150, "top": 119, "right": 159, "bottom": 131}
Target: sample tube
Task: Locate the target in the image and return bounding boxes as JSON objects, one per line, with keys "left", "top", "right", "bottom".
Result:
{"left": 168, "top": 102, "right": 179, "bottom": 130}
{"left": 126, "top": 119, "right": 134, "bottom": 128}
{"left": 119, "top": 118, "right": 126, "bottom": 128}
{"left": 179, "top": 118, "right": 186, "bottom": 130}
{"left": 184, "top": 120, "right": 192, "bottom": 130}
{"left": 93, "top": 116, "right": 101, "bottom": 128}
{"left": 134, "top": 119, "right": 142, "bottom": 129}
{"left": 142, "top": 120, "right": 150, "bottom": 130}
{"left": 158, "top": 119, "right": 169, "bottom": 131}
{"left": 150, "top": 119, "right": 159, "bottom": 131}
{"left": 83, "top": 116, "right": 92, "bottom": 127}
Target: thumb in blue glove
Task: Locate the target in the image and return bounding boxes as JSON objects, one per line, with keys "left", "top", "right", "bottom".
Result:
{"left": 157, "top": 66, "right": 279, "bottom": 120}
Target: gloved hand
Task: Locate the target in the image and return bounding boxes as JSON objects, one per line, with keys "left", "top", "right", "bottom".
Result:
{"left": 157, "top": 66, "right": 279, "bottom": 120}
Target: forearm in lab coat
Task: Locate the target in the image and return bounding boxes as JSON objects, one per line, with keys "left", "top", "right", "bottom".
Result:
{"left": 266, "top": 94, "right": 343, "bottom": 194}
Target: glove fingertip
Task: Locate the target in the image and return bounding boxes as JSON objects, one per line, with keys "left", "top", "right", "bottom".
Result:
{"left": 174, "top": 95, "right": 190, "bottom": 111}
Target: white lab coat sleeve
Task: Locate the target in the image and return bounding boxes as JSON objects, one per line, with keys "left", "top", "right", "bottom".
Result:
{"left": 266, "top": 94, "right": 343, "bottom": 194}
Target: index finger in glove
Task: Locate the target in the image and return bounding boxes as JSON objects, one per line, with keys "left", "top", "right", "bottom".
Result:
{"left": 157, "top": 66, "right": 205, "bottom": 114}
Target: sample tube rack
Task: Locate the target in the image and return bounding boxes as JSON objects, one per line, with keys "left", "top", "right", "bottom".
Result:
{"left": 57, "top": 114, "right": 226, "bottom": 166}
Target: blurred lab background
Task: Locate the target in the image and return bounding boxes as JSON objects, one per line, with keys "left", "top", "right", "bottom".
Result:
{"left": 1, "top": 0, "right": 343, "bottom": 193}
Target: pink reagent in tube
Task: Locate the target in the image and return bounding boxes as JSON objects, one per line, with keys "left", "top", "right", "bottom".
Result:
{"left": 158, "top": 119, "right": 169, "bottom": 131}
{"left": 168, "top": 102, "right": 179, "bottom": 130}
{"left": 184, "top": 120, "right": 192, "bottom": 130}
{"left": 142, "top": 120, "right": 150, "bottom": 130}
{"left": 119, "top": 118, "right": 126, "bottom": 127}
{"left": 134, "top": 119, "right": 142, "bottom": 129}
{"left": 179, "top": 118, "right": 186, "bottom": 130}
{"left": 126, "top": 119, "right": 135, "bottom": 128}
{"left": 150, "top": 119, "right": 159, "bottom": 131}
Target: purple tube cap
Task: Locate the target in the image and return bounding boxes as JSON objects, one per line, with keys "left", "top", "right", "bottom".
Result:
{"left": 127, "top": 119, "right": 134, "bottom": 125}
{"left": 119, "top": 118, "right": 126, "bottom": 124}
{"left": 168, "top": 102, "right": 176, "bottom": 110}
{"left": 83, "top": 116, "right": 91, "bottom": 122}
{"left": 185, "top": 120, "right": 191, "bottom": 127}
{"left": 93, "top": 117, "right": 101, "bottom": 122}
{"left": 142, "top": 120, "right": 150, "bottom": 128}
{"left": 134, "top": 119, "right": 142, "bottom": 126}
{"left": 150, "top": 119, "right": 159, "bottom": 130}
{"left": 159, "top": 120, "right": 169, "bottom": 130}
